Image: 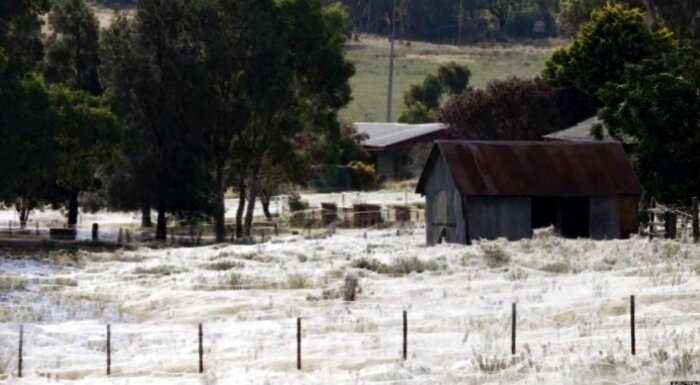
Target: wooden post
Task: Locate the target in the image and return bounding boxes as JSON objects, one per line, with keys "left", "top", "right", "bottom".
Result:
{"left": 630, "top": 295, "right": 636, "bottom": 355}
{"left": 297, "top": 318, "right": 302, "bottom": 371}
{"left": 511, "top": 303, "right": 517, "bottom": 355}
{"left": 92, "top": 223, "right": 99, "bottom": 242}
{"left": 18, "top": 324, "right": 23, "bottom": 378}
{"left": 693, "top": 197, "right": 699, "bottom": 243}
{"left": 198, "top": 323, "right": 204, "bottom": 373}
{"left": 8, "top": 220, "right": 12, "bottom": 237}
{"left": 665, "top": 212, "right": 677, "bottom": 239}
{"left": 403, "top": 310, "right": 408, "bottom": 361}
{"left": 106, "top": 324, "right": 111, "bottom": 376}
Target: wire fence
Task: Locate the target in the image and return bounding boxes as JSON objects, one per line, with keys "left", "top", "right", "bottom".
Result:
{"left": 3, "top": 288, "right": 700, "bottom": 380}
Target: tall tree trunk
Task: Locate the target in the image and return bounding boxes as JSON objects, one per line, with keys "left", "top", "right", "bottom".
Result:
{"left": 244, "top": 178, "right": 258, "bottom": 237}
{"left": 214, "top": 165, "right": 227, "bottom": 243}
{"left": 16, "top": 199, "right": 30, "bottom": 229}
{"left": 260, "top": 190, "right": 273, "bottom": 221}
{"left": 141, "top": 204, "right": 153, "bottom": 228}
{"left": 67, "top": 192, "right": 79, "bottom": 228}
{"left": 156, "top": 206, "right": 167, "bottom": 241}
{"left": 235, "top": 180, "right": 246, "bottom": 239}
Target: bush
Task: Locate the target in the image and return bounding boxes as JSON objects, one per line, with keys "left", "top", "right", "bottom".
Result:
{"left": 541, "top": 261, "right": 571, "bottom": 274}
{"left": 351, "top": 257, "right": 442, "bottom": 276}
{"left": 287, "top": 274, "right": 312, "bottom": 289}
{"left": 343, "top": 274, "right": 359, "bottom": 301}
{"left": 481, "top": 244, "right": 511, "bottom": 268}
{"left": 288, "top": 192, "right": 309, "bottom": 212}
{"left": 348, "top": 161, "right": 381, "bottom": 190}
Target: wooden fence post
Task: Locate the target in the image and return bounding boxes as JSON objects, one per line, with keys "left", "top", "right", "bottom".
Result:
{"left": 693, "top": 197, "right": 699, "bottom": 243}
{"left": 297, "top": 318, "right": 302, "bottom": 371}
{"left": 198, "top": 323, "right": 204, "bottom": 373}
{"left": 511, "top": 303, "right": 517, "bottom": 355}
{"left": 403, "top": 310, "right": 408, "bottom": 361}
{"left": 106, "top": 324, "right": 111, "bottom": 376}
{"left": 18, "top": 324, "right": 23, "bottom": 378}
{"left": 92, "top": 223, "right": 99, "bottom": 242}
{"left": 630, "top": 295, "right": 636, "bottom": 356}
{"left": 665, "top": 212, "right": 677, "bottom": 240}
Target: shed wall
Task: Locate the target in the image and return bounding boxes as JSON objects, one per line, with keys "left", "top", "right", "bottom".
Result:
{"left": 466, "top": 197, "right": 532, "bottom": 241}
{"left": 619, "top": 196, "right": 640, "bottom": 238}
{"left": 589, "top": 197, "right": 620, "bottom": 240}
{"left": 376, "top": 152, "right": 395, "bottom": 179}
{"left": 423, "top": 156, "right": 467, "bottom": 245}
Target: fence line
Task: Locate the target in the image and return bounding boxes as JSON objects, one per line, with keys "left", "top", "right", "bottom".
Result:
{"left": 8, "top": 289, "right": 697, "bottom": 379}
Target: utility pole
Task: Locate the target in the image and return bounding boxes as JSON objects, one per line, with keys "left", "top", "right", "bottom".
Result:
{"left": 386, "top": 0, "right": 396, "bottom": 122}
{"left": 458, "top": 0, "right": 463, "bottom": 45}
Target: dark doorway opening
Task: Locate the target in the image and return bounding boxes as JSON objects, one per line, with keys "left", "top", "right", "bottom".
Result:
{"left": 531, "top": 196, "right": 591, "bottom": 238}
{"left": 560, "top": 197, "right": 590, "bottom": 238}
{"left": 531, "top": 197, "right": 558, "bottom": 229}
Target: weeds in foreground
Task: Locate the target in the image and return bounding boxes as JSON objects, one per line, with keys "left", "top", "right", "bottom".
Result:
{"left": 0, "top": 276, "right": 26, "bottom": 293}
{"left": 133, "top": 265, "right": 181, "bottom": 276}
{"left": 481, "top": 244, "right": 511, "bottom": 268}
{"left": 287, "top": 274, "right": 312, "bottom": 289}
{"left": 473, "top": 354, "right": 511, "bottom": 373}
{"left": 202, "top": 261, "right": 243, "bottom": 271}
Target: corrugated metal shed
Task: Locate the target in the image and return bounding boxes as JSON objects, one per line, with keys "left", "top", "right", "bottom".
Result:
{"left": 543, "top": 117, "right": 615, "bottom": 142}
{"left": 416, "top": 141, "right": 641, "bottom": 197}
{"left": 354, "top": 122, "right": 447, "bottom": 150}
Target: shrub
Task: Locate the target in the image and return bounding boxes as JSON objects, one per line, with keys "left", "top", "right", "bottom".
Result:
{"left": 287, "top": 274, "right": 312, "bottom": 289}
{"left": 343, "top": 274, "right": 360, "bottom": 301}
{"left": 473, "top": 354, "right": 511, "bottom": 373}
{"left": 352, "top": 257, "right": 390, "bottom": 274}
{"left": 351, "top": 257, "right": 442, "bottom": 276}
{"left": 694, "top": 263, "right": 700, "bottom": 275}
{"left": 481, "top": 244, "right": 511, "bottom": 268}
{"left": 133, "top": 265, "right": 180, "bottom": 276}
{"left": 202, "top": 261, "right": 243, "bottom": 271}
{"left": 226, "top": 272, "right": 244, "bottom": 289}
{"left": 541, "top": 261, "right": 571, "bottom": 274}
{"left": 0, "top": 277, "right": 26, "bottom": 293}
{"left": 288, "top": 192, "right": 309, "bottom": 212}
{"left": 348, "top": 161, "right": 381, "bottom": 190}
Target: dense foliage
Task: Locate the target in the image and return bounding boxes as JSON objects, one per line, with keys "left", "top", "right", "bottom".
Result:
{"left": 399, "top": 62, "right": 471, "bottom": 124}
{"left": 544, "top": 4, "right": 675, "bottom": 99}
{"left": 599, "top": 47, "right": 700, "bottom": 203}
{"left": 440, "top": 77, "right": 591, "bottom": 140}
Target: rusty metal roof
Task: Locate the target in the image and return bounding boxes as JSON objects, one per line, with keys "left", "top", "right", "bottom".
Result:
{"left": 416, "top": 141, "right": 641, "bottom": 197}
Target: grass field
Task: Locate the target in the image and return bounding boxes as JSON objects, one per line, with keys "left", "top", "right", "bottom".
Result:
{"left": 342, "top": 35, "right": 562, "bottom": 122}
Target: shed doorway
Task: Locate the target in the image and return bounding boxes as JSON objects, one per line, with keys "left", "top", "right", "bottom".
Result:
{"left": 531, "top": 197, "right": 590, "bottom": 238}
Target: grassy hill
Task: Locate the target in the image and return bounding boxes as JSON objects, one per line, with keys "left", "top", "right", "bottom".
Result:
{"left": 342, "top": 35, "right": 562, "bottom": 123}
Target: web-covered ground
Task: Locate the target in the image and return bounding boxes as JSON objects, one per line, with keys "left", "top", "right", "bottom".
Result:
{"left": 1, "top": 227, "right": 699, "bottom": 385}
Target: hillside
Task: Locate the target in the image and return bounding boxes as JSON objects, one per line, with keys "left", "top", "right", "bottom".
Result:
{"left": 342, "top": 35, "right": 560, "bottom": 122}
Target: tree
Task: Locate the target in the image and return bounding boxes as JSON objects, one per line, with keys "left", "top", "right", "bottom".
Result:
{"left": 45, "top": 0, "right": 102, "bottom": 95}
{"left": 440, "top": 77, "right": 578, "bottom": 140}
{"left": 116, "top": 0, "right": 212, "bottom": 240}
{"left": 544, "top": 4, "right": 676, "bottom": 100}
{"left": 0, "top": 0, "right": 52, "bottom": 225}
{"left": 399, "top": 62, "right": 471, "bottom": 123}
{"left": 559, "top": 0, "right": 642, "bottom": 35}
{"left": 0, "top": 74, "right": 56, "bottom": 228}
{"left": 599, "top": 47, "right": 700, "bottom": 202}
{"left": 233, "top": 0, "right": 354, "bottom": 237}
{"left": 99, "top": 12, "right": 157, "bottom": 227}
{"left": 49, "top": 86, "right": 119, "bottom": 226}
{"left": 640, "top": 0, "right": 700, "bottom": 47}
